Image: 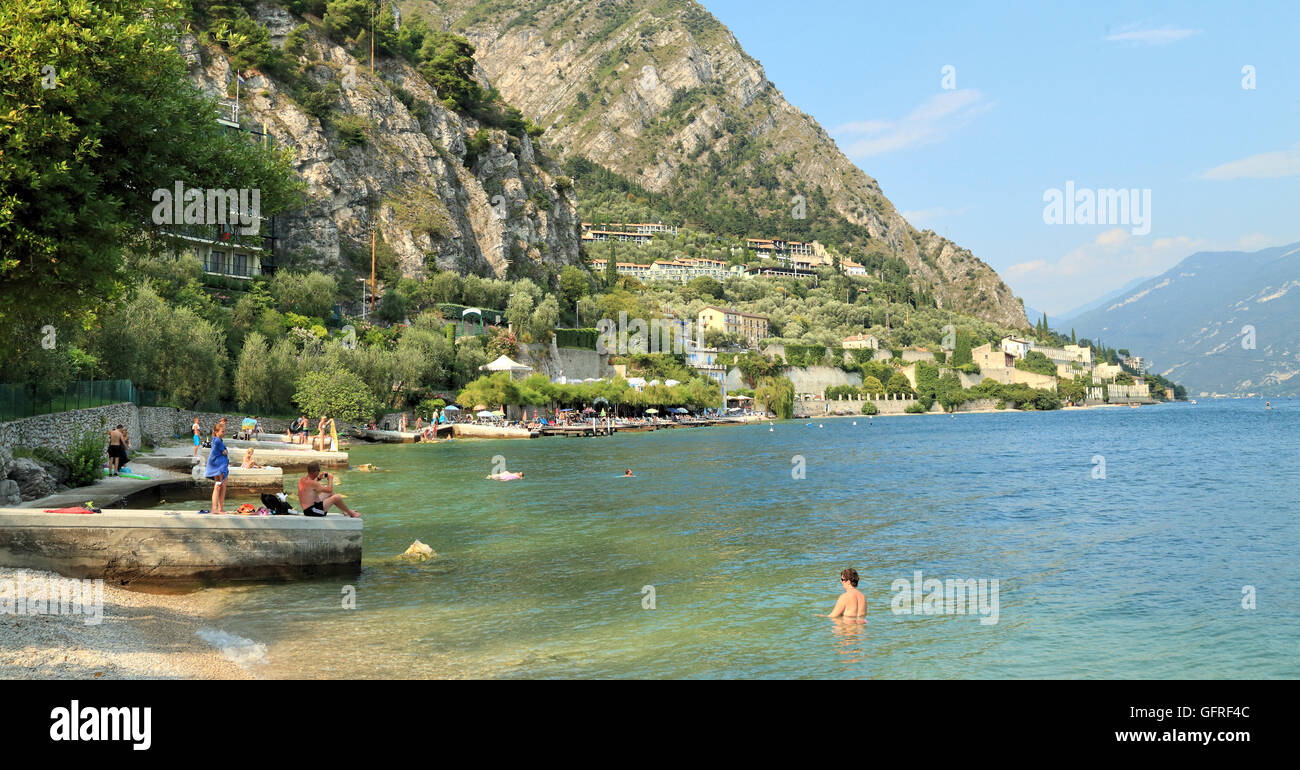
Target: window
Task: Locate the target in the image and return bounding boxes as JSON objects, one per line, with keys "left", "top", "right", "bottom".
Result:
{"left": 208, "top": 251, "right": 228, "bottom": 274}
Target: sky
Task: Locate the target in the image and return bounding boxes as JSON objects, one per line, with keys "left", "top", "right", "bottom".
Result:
{"left": 699, "top": 0, "right": 1300, "bottom": 316}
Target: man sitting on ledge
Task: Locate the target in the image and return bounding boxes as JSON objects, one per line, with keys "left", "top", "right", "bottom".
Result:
{"left": 297, "top": 461, "right": 361, "bottom": 518}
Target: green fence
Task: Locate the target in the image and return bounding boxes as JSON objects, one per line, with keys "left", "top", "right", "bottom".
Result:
{"left": 0, "top": 380, "right": 140, "bottom": 422}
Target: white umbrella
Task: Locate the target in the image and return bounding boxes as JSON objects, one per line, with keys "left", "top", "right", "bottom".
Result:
{"left": 480, "top": 355, "right": 532, "bottom": 373}
{"left": 476, "top": 410, "right": 494, "bottom": 418}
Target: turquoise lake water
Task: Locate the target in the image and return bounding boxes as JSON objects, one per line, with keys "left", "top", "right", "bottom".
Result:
{"left": 173, "top": 399, "right": 1299, "bottom": 678}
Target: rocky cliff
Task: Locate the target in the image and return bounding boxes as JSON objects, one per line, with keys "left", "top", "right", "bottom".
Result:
{"left": 398, "top": 0, "right": 1028, "bottom": 327}
{"left": 187, "top": 2, "right": 582, "bottom": 283}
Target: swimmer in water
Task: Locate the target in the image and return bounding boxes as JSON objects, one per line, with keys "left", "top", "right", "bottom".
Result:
{"left": 487, "top": 471, "right": 524, "bottom": 480}
{"left": 623, "top": 469, "right": 634, "bottom": 477}
{"left": 828, "top": 568, "right": 867, "bottom": 618}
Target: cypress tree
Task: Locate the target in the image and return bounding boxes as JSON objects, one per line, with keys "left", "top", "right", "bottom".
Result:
{"left": 604, "top": 240, "right": 617, "bottom": 287}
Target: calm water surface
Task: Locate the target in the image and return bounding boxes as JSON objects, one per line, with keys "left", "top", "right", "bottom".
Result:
{"left": 163, "top": 399, "right": 1299, "bottom": 678}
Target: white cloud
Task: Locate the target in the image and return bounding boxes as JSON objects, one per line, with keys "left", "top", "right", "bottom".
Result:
{"left": 832, "top": 90, "right": 993, "bottom": 158}
{"left": 1104, "top": 24, "right": 1202, "bottom": 45}
{"left": 1202, "top": 145, "right": 1300, "bottom": 180}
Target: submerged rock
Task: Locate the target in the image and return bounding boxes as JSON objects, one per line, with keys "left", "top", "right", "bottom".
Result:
{"left": 398, "top": 540, "right": 436, "bottom": 562}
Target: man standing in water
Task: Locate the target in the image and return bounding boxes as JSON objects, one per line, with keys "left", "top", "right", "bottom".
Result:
{"left": 828, "top": 568, "right": 867, "bottom": 618}
{"left": 298, "top": 461, "right": 361, "bottom": 517}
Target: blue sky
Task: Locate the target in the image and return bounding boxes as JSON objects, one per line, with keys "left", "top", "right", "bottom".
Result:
{"left": 699, "top": 0, "right": 1300, "bottom": 315}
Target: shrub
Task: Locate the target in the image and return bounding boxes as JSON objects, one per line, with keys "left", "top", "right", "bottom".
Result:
{"left": 861, "top": 401, "right": 879, "bottom": 416}
{"left": 904, "top": 402, "right": 927, "bottom": 414}
{"left": 66, "top": 430, "right": 106, "bottom": 488}
{"left": 334, "top": 114, "right": 371, "bottom": 148}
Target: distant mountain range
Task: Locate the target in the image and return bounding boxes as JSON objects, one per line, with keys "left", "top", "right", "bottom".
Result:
{"left": 1068, "top": 242, "right": 1300, "bottom": 396}
{"left": 1025, "top": 276, "right": 1153, "bottom": 331}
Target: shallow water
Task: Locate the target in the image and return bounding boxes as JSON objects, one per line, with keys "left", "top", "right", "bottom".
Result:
{"left": 163, "top": 399, "right": 1299, "bottom": 678}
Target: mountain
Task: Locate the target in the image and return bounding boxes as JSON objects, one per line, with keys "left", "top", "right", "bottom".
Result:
{"left": 1023, "top": 275, "right": 1153, "bottom": 334}
{"left": 1069, "top": 242, "right": 1300, "bottom": 396}
{"left": 397, "top": 0, "right": 1029, "bottom": 328}
{"left": 1056, "top": 275, "right": 1152, "bottom": 321}
{"left": 187, "top": 3, "right": 582, "bottom": 283}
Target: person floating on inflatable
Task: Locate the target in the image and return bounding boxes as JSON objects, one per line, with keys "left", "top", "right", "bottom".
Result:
{"left": 487, "top": 471, "right": 524, "bottom": 481}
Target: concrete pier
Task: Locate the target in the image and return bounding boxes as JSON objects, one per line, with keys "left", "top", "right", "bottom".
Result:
{"left": 449, "top": 424, "right": 535, "bottom": 439}
{"left": 354, "top": 429, "right": 421, "bottom": 443}
{"left": 0, "top": 508, "right": 362, "bottom": 585}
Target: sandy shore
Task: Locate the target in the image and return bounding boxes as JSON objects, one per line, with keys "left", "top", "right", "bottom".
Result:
{"left": 0, "top": 568, "right": 251, "bottom": 680}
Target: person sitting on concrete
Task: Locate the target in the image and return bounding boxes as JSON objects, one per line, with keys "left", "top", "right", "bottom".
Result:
{"left": 241, "top": 448, "right": 264, "bottom": 469}
{"left": 297, "top": 461, "right": 360, "bottom": 518}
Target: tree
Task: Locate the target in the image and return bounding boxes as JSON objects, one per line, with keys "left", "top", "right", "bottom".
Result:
{"left": 234, "top": 332, "right": 273, "bottom": 410}
{"left": 0, "top": 0, "right": 300, "bottom": 369}
{"left": 417, "top": 32, "right": 482, "bottom": 113}
{"left": 1015, "top": 350, "right": 1056, "bottom": 377}
{"left": 323, "top": 0, "right": 370, "bottom": 42}
{"left": 885, "top": 371, "right": 913, "bottom": 395}
{"left": 271, "top": 271, "right": 339, "bottom": 320}
{"left": 603, "top": 241, "right": 618, "bottom": 287}
{"left": 375, "top": 289, "right": 408, "bottom": 323}
{"left": 294, "top": 367, "right": 379, "bottom": 422}
{"left": 951, "top": 330, "right": 973, "bottom": 366}
{"left": 529, "top": 296, "right": 560, "bottom": 341}
{"left": 559, "top": 265, "right": 590, "bottom": 325}
{"left": 686, "top": 276, "right": 724, "bottom": 301}
{"left": 505, "top": 291, "right": 535, "bottom": 334}
{"left": 429, "top": 271, "right": 462, "bottom": 303}
{"left": 755, "top": 376, "right": 794, "bottom": 419}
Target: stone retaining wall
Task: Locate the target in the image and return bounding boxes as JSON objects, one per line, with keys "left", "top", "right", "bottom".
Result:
{"left": 0, "top": 403, "right": 140, "bottom": 455}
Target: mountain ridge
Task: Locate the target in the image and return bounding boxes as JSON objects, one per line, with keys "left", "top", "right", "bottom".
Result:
{"left": 399, "top": 0, "right": 1030, "bottom": 328}
{"left": 1069, "top": 241, "right": 1300, "bottom": 396}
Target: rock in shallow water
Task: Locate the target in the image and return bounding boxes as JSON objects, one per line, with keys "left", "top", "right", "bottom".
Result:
{"left": 398, "top": 540, "right": 435, "bottom": 562}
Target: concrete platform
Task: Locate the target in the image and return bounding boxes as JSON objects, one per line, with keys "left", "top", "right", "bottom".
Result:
{"left": 449, "top": 424, "right": 535, "bottom": 439}
{"left": 193, "top": 466, "right": 284, "bottom": 494}
{"left": 0, "top": 508, "right": 362, "bottom": 585}
{"left": 354, "top": 429, "right": 421, "bottom": 443}
{"left": 151, "top": 445, "right": 349, "bottom": 471}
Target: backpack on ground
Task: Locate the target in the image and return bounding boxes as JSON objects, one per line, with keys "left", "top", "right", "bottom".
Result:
{"left": 260, "top": 492, "right": 292, "bottom": 515}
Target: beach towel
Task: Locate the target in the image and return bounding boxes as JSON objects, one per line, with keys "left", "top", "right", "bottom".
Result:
{"left": 43, "top": 507, "right": 97, "bottom": 514}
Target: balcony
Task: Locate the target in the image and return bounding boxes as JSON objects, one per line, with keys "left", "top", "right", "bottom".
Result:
{"left": 165, "top": 220, "right": 276, "bottom": 252}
